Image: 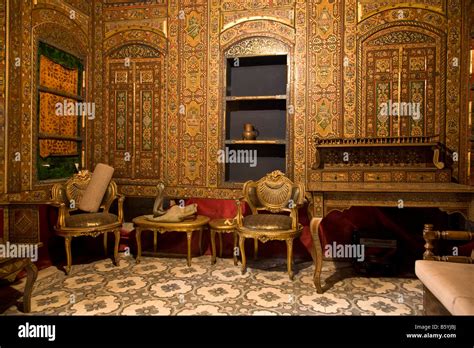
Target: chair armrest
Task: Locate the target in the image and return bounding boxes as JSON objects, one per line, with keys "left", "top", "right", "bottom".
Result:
{"left": 290, "top": 206, "right": 299, "bottom": 229}
{"left": 235, "top": 196, "right": 244, "bottom": 227}
{"left": 103, "top": 193, "right": 125, "bottom": 221}
{"left": 50, "top": 201, "right": 68, "bottom": 229}
{"left": 117, "top": 194, "right": 125, "bottom": 223}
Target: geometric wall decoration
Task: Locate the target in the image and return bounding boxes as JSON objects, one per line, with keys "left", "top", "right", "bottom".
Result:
{"left": 0, "top": 0, "right": 471, "bottom": 202}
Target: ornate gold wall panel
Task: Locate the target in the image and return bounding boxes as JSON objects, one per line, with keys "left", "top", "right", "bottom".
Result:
{"left": 6, "top": 0, "right": 32, "bottom": 193}
{"left": 103, "top": 2, "right": 167, "bottom": 38}
{"left": 357, "top": 0, "right": 446, "bottom": 22}
{"left": 307, "top": 0, "right": 344, "bottom": 187}
{"left": 1, "top": 0, "right": 471, "bottom": 201}
{"left": 343, "top": 0, "right": 357, "bottom": 137}
{"left": 353, "top": 4, "right": 463, "bottom": 181}
{"left": 31, "top": 10, "right": 89, "bottom": 188}
{"left": 91, "top": 0, "right": 105, "bottom": 169}
{"left": 102, "top": 30, "right": 167, "bottom": 184}
{"left": 446, "top": 0, "right": 463, "bottom": 181}
{"left": 294, "top": 0, "right": 308, "bottom": 185}
{"left": 3, "top": 0, "right": 90, "bottom": 199}
{"left": 206, "top": 0, "right": 220, "bottom": 188}
{"left": 0, "top": 0, "right": 5, "bottom": 194}
{"left": 62, "top": 0, "right": 92, "bottom": 15}
{"left": 219, "top": 0, "right": 296, "bottom": 32}
{"left": 360, "top": 27, "right": 443, "bottom": 138}
{"left": 98, "top": 0, "right": 469, "bottom": 196}
{"left": 36, "top": 0, "right": 89, "bottom": 33}
{"left": 105, "top": 53, "right": 164, "bottom": 181}
{"left": 167, "top": 0, "right": 179, "bottom": 186}
{"left": 167, "top": 0, "right": 209, "bottom": 187}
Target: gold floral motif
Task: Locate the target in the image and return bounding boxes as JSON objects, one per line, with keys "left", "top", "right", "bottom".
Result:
{"left": 224, "top": 37, "right": 288, "bottom": 57}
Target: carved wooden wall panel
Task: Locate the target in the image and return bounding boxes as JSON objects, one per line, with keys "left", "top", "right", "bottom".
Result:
{"left": 105, "top": 51, "right": 163, "bottom": 180}
{"left": 101, "top": 0, "right": 469, "bottom": 197}
{"left": 2, "top": 0, "right": 90, "bottom": 201}
{"left": 0, "top": 0, "right": 471, "bottom": 202}
{"left": 178, "top": 2, "right": 208, "bottom": 187}
{"left": 353, "top": 4, "right": 465, "bottom": 181}
{"left": 97, "top": 3, "right": 168, "bottom": 194}
{"left": 166, "top": 0, "right": 209, "bottom": 187}
{"left": 0, "top": 0, "right": 5, "bottom": 195}
{"left": 357, "top": 0, "right": 446, "bottom": 22}
{"left": 308, "top": 1, "right": 343, "bottom": 139}
{"left": 360, "top": 28, "right": 443, "bottom": 138}
{"left": 8, "top": 208, "right": 40, "bottom": 244}
{"left": 294, "top": 0, "right": 308, "bottom": 185}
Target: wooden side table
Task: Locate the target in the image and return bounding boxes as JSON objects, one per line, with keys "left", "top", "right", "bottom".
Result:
{"left": 209, "top": 218, "right": 238, "bottom": 265}
{"left": 0, "top": 258, "right": 38, "bottom": 313}
{"left": 132, "top": 215, "right": 210, "bottom": 266}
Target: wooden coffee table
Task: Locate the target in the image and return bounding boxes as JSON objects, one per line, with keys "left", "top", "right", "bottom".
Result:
{"left": 133, "top": 215, "right": 210, "bottom": 266}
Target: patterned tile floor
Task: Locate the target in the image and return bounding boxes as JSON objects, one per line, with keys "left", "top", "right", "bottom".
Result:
{"left": 2, "top": 255, "right": 423, "bottom": 315}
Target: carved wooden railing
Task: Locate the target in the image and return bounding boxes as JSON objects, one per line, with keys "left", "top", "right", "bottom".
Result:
{"left": 423, "top": 224, "right": 474, "bottom": 264}
{"left": 313, "top": 135, "right": 452, "bottom": 171}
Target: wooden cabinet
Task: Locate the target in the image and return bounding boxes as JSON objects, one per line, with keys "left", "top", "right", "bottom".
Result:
{"left": 222, "top": 54, "right": 289, "bottom": 184}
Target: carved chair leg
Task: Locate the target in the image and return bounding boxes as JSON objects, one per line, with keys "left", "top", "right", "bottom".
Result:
{"left": 135, "top": 228, "right": 142, "bottom": 264}
{"left": 22, "top": 261, "right": 38, "bottom": 313}
{"left": 64, "top": 236, "right": 72, "bottom": 275}
{"left": 311, "top": 218, "right": 324, "bottom": 293}
{"left": 254, "top": 238, "right": 258, "bottom": 260}
{"left": 240, "top": 235, "right": 247, "bottom": 275}
{"left": 114, "top": 229, "right": 120, "bottom": 267}
{"left": 286, "top": 238, "right": 294, "bottom": 280}
{"left": 233, "top": 231, "right": 238, "bottom": 266}
{"left": 211, "top": 229, "right": 217, "bottom": 265}
{"left": 103, "top": 232, "right": 108, "bottom": 256}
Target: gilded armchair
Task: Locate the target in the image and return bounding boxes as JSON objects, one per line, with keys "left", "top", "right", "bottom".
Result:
{"left": 235, "top": 170, "right": 304, "bottom": 280}
{"left": 51, "top": 170, "right": 124, "bottom": 274}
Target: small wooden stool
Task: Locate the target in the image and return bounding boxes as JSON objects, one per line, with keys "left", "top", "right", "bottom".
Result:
{"left": 209, "top": 218, "right": 238, "bottom": 265}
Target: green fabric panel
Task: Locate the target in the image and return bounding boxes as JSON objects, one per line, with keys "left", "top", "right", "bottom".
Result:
{"left": 37, "top": 42, "right": 84, "bottom": 181}
{"left": 38, "top": 41, "right": 83, "bottom": 70}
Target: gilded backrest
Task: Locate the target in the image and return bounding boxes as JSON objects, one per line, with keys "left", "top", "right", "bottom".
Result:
{"left": 51, "top": 170, "right": 117, "bottom": 212}
{"left": 243, "top": 170, "right": 304, "bottom": 214}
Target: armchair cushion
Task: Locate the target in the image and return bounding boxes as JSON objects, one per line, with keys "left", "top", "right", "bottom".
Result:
{"left": 78, "top": 163, "right": 114, "bottom": 213}
{"left": 65, "top": 212, "right": 119, "bottom": 228}
{"left": 243, "top": 214, "right": 292, "bottom": 231}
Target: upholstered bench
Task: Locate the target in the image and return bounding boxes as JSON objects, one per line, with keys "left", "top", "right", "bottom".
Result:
{"left": 416, "top": 224, "right": 474, "bottom": 315}
{"left": 415, "top": 260, "right": 474, "bottom": 315}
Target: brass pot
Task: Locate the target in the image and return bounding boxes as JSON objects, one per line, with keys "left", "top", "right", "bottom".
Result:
{"left": 242, "top": 123, "right": 259, "bottom": 140}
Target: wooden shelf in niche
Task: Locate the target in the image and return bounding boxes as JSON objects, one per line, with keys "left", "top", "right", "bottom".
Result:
{"left": 223, "top": 54, "right": 289, "bottom": 183}
{"left": 224, "top": 139, "right": 286, "bottom": 145}
{"left": 224, "top": 144, "right": 286, "bottom": 183}
{"left": 226, "top": 55, "right": 287, "bottom": 97}
{"left": 225, "top": 95, "right": 286, "bottom": 101}
{"left": 225, "top": 99, "right": 287, "bottom": 141}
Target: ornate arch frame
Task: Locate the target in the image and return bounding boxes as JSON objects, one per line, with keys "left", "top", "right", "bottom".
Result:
{"left": 356, "top": 21, "right": 447, "bottom": 140}
{"left": 218, "top": 20, "right": 296, "bottom": 187}
{"left": 102, "top": 29, "right": 167, "bottom": 184}
{"left": 31, "top": 8, "right": 90, "bottom": 189}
